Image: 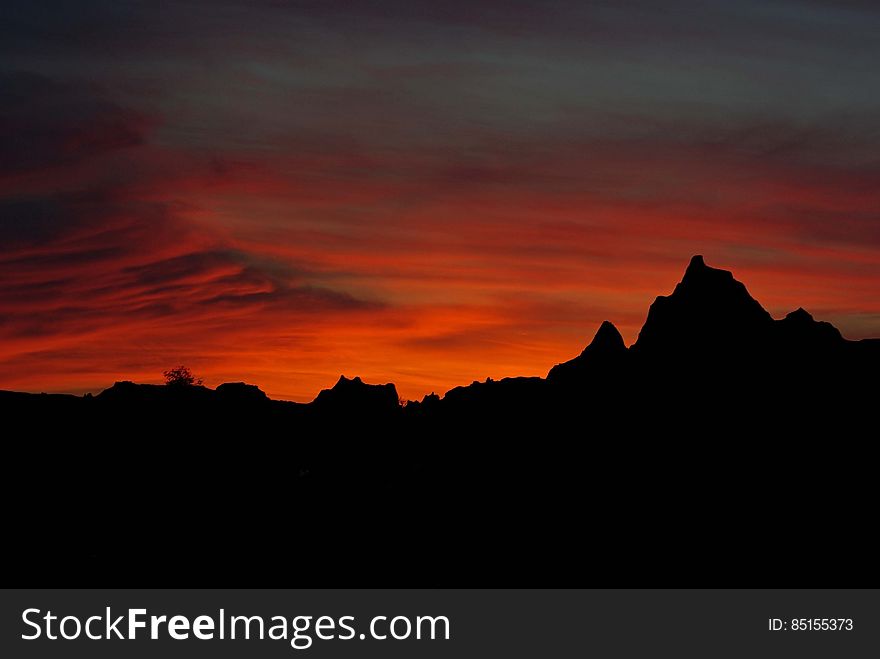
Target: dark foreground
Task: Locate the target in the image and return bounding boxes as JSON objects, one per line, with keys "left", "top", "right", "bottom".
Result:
{"left": 4, "top": 257, "right": 878, "bottom": 585}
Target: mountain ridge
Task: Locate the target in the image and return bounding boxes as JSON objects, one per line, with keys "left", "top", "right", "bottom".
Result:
{"left": 3, "top": 255, "right": 877, "bottom": 586}
{"left": 5, "top": 256, "right": 874, "bottom": 405}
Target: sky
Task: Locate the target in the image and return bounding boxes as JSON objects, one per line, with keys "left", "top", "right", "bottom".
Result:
{"left": 2, "top": 0, "right": 879, "bottom": 401}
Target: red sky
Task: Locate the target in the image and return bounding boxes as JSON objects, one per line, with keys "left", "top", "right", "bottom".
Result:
{"left": 2, "top": 1, "right": 879, "bottom": 401}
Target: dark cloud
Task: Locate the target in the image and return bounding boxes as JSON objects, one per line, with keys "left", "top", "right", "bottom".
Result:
{"left": 197, "top": 282, "right": 374, "bottom": 313}
{"left": 0, "top": 188, "right": 174, "bottom": 252}
{"left": 774, "top": 207, "right": 880, "bottom": 247}
{"left": 124, "top": 250, "right": 247, "bottom": 287}
{"left": 0, "top": 2, "right": 163, "bottom": 58}
{"left": 5, "top": 1, "right": 877, "bottom": 69}
{"left": 0, "top": 197, "right": 65, "bottom": 246}
{"left": 0, "top": 71, "right": 152, "bottom": 175}
{"left": 122, "top": 249, "right": 376, "bottom": 312}
{"left": 0, "top": 68, "right": 378, "bottom": 347}
{"left": 1, "top": 0, "right": 879, "bottom": 398}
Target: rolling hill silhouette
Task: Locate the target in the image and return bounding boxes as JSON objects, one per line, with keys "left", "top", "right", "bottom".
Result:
{"left": 3, "top": 256, "right": 878, "bottom": 586}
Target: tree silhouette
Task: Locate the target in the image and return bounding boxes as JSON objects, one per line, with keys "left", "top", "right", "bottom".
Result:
{"left": 163, "top": 365, "right": 202, "bottom": 386}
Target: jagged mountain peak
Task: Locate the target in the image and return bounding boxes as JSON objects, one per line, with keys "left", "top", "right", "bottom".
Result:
{"left": 633, "top": 255, "right": 772, "bottom": 354}
{"left": 778, "top": 306, "right": 843, "bottom": 344}
{"left": 784, "top": 307, "right": 813, "bottom": 323}
{"left": 588, "top": 320, "right": 626, "bottom": 354}
{"left": 684, "top": 253, "right": 708, "bottom": 275}
{"left": 313, "top": 374, "right": 399, "bottom": 411}
{"left": 547, "top": 320, "right": 627, "bottom": 382}
{"left": 677, "top": 254, "right": 745, "bottom": 293}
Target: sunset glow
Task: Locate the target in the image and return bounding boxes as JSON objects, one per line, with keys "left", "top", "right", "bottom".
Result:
{"left": 2, "top": 1, "right": 879, "bottom": 401}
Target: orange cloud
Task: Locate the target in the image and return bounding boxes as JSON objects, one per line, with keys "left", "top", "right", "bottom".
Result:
{"left": 2, "top": 74, "right": 879, "bottom": 401}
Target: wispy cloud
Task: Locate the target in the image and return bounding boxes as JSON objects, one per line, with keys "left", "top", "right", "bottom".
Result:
{"left": 1, "top": 1, "right": 879, "bottom": 400}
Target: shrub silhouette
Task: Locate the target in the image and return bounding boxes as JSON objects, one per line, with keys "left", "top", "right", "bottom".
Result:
{"left": 163, "top": 365, "right": 202, "bottom": 386}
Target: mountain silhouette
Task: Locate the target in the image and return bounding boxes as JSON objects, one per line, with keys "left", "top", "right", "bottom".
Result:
{"left": 313, "top": 375, "right": 400, "bottom": 414}
{"left": 633, "top": 254, "right": 774, "bottom": 357}
{"left": 547, "top": 320, "right": 627, "bottom": 383}
{"left": 3, "top": 255, "right": 877, "bottom": 586}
